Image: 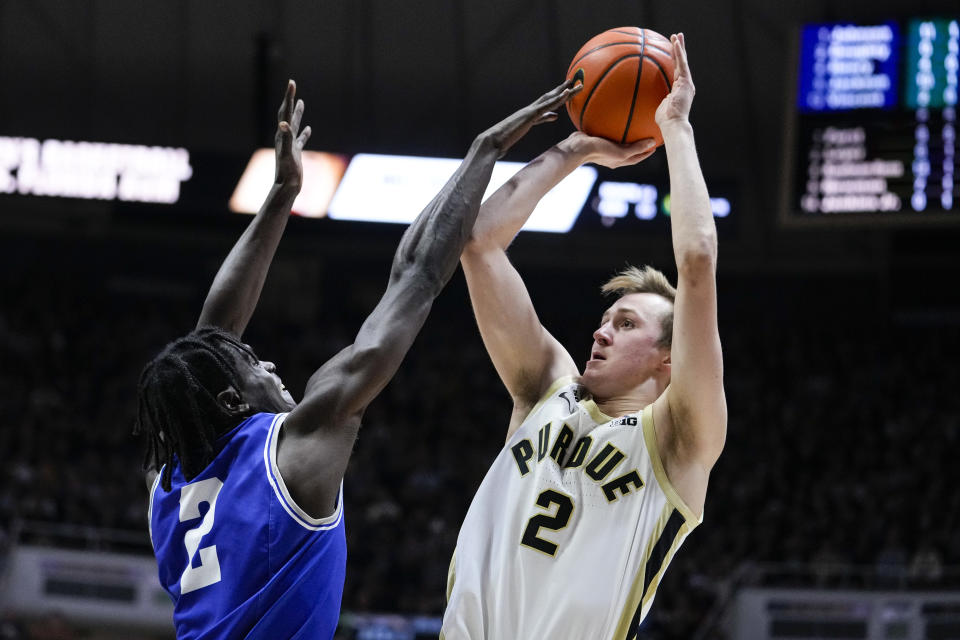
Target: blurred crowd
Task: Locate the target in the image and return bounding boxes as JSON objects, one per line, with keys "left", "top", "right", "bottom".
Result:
{"left": 1, "top": 250, "right": 958, "bottom": 639}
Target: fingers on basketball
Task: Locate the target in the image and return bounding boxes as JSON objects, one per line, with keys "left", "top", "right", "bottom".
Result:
{"left": 673, "top": 34, "right": 691, "bottom": 81}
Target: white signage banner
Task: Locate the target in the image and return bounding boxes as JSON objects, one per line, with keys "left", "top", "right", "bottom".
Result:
{"left": 0, "top": 136, "right": 192, "bottom": 204}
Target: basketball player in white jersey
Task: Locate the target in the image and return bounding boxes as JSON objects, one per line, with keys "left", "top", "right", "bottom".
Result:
{"left": 442, "top": 34, "right": 726, "bottom": 639}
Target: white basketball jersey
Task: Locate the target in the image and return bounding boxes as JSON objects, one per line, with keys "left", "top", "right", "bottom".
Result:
{"left": 441, "top": 376, "right": 701, "bottom": 640}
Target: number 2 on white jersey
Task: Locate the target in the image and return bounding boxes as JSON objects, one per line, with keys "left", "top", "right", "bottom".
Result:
{"left": 520, "top": 489, "right": 574, "bottom": 557}
{"left": 178, "top": 477, "right": 223, "bottom": 594}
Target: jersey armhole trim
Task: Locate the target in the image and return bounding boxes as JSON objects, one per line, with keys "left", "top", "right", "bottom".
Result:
{"left": 264, "top": 413, "right": 344, "bottom": 531}
{"left": 641, "top": 405, "right": 701, "bottom": 526}
{"left": 147, "top": 468, "right": 163, "bottom": 548}
{"left": 513, "top": 375, "right": 577, "bottom": 434}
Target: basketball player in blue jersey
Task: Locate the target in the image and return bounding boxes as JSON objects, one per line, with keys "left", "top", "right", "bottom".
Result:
{"left": 135, "top": 78, "right": 582, "bottom": 640}
{"left": 443, "top": 34, "right": 727, "bottom": 638}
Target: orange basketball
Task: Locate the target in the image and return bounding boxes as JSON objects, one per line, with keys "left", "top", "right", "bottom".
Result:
{"left": 565, "top": 27, "right": 675, "bottom": 146}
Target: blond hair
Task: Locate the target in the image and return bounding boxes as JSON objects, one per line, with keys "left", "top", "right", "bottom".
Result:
{"left": 600, "top": 265, "right": 676, "bottom": 349}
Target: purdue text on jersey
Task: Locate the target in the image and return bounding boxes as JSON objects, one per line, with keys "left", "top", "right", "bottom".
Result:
{"left": 442, "top": 377, "right": 700, "bottom": 640}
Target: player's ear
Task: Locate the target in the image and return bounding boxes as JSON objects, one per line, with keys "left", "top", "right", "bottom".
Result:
{"left": 660, "top": 350, "right": 671, "bottom": 370}
{"left": 217, "top": 387, "right": 249, "bottom": 416}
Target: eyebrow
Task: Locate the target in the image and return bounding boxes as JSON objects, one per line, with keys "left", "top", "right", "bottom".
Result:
{"left": 602, "top": 307, "right": 640, "bottom": 321}
{"left": 601, "top": 309, "right": 644, "bottom": 329}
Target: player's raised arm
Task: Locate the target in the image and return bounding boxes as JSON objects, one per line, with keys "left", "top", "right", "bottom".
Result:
{"left": 278, "top": 81, "right": 581, "bottom": 516}
{"left": 196, "top": 80, "right": 312, "bottom": 336}
{"left": 652, "top": 34, "right": 727, "bottom": 516}
{"left": 462, "top": 131, "right": 655, "bottom": 432}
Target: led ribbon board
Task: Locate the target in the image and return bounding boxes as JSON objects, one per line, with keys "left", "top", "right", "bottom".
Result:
{"left": 326, "top": 154, "right": 597, "bottom": 233}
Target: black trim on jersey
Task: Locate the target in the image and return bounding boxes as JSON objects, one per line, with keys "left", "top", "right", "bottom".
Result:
{"left": 626, "top": 509, "right": 686, "bottom": 639}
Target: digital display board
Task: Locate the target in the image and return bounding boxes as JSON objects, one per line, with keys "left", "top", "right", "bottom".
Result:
{"left": 785, "top": 18, "right": 959, "bottom": 224}
{"left": 797, "top": 22, "right": 900, "bottom": 112}
{"left": 230, "top": 149, "right": 733, "bottom": 235}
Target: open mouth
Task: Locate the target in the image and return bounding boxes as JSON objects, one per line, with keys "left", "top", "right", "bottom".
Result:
{"left": 591, "top": 352, "right": 606, "bottom": 361}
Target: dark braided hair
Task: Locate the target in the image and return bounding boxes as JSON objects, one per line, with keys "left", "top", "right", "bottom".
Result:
{"left": 135, "top": 326, "right": 255, "bottom": 491}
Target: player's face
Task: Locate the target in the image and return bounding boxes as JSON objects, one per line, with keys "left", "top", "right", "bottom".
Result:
{"left": 580, "top": 293, "right": 672, "bottom": 398}
{"left": 228, "top": 343, "right": 297, "bottom": 413}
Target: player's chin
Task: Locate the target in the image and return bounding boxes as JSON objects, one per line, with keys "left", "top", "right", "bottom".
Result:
{"left": 579, "top": 367, "right": 601, "bottom": 391}
{"left": 582, "top": 366, "right": 618, "bottom": 396}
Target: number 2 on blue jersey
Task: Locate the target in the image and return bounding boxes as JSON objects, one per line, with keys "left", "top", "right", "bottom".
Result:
{"left": 179, "top": 477, "right": 224, "bottom": 594}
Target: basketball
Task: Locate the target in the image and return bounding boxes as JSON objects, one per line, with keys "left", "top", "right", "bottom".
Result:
{"left": 565, "top": 27, "right": 675, "bottom": 146}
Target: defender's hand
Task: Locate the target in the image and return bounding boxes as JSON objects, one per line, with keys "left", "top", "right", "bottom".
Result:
{"left": 275, "top": 80, "right": 312, "bottom": 189}
{"left": 478, "top": 79, "right": 583, "bottom": 157}
{"left": 655, "top": 33, "right": 695, "bottom": 127}
{"left": 561, "top": 131, "right": 657, "bottom": 168}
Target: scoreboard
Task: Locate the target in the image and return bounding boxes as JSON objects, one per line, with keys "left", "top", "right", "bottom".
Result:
{"left": 784, "top": 18, "right": 959, "bottom": 225}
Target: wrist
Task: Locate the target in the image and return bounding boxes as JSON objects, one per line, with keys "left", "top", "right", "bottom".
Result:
{"left": 555, "top": 134, "right": 594, "bottom": 164}
{"left": 657, "top": 118, "right": 694, "bottom": 139}
{"left": 469, "top": 132, "right": 501, "bottom": 160}
{"left": 266, "top": 182, "right": 301, "bottom": 210}
{"left": 271, "top": 179, "right": 302, "bottom": 194}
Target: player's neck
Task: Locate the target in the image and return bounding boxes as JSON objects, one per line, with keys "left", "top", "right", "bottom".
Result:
{"left": 593, "top": 381, "right": 661, "bottom": 418}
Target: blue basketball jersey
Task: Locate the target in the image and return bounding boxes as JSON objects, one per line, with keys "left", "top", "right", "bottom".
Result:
{"left": 149, "top": 412, "right": 346, "bottom": 640}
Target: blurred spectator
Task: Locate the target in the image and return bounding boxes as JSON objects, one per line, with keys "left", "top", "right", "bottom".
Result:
{"left": 24, "top": 613, "right": 76, "bottom": 640}
{"left": 909, "top": 537, "right": 944, "bottom": 584}
{"left": 875, "top": 529, "right": 908, "bottom": 588}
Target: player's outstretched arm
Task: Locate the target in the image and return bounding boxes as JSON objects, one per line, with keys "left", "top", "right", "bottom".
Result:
{"left": 462, "top": 131, "right": 655, "bottom": 436}
{"left": 651, "top": 34, "right": 727, "bottom": 518}
{"left": 278, "top": 81, "right": 582, "bottom": 516}
{"left": 195, "top": 80, "right": 312, "bottom": 336}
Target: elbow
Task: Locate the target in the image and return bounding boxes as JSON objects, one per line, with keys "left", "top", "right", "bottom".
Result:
{"left": 388, "top": 257, "right": 445, "bottom": 299}
{"left": 676, "top": 235, "right": 718, "bottom": 281}
{"left": 463, "top": 233, "right": 493, "bottom": 261}
{"left": 463, "top": 233, "right": 483, "bottom": 255}
{"left": 462, "top": 225, "right": 506, "bottom": 265}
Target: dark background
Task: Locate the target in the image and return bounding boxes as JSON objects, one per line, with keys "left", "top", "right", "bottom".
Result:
{"left": 4, "top": 0, "right": 959, "bottom": 276}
